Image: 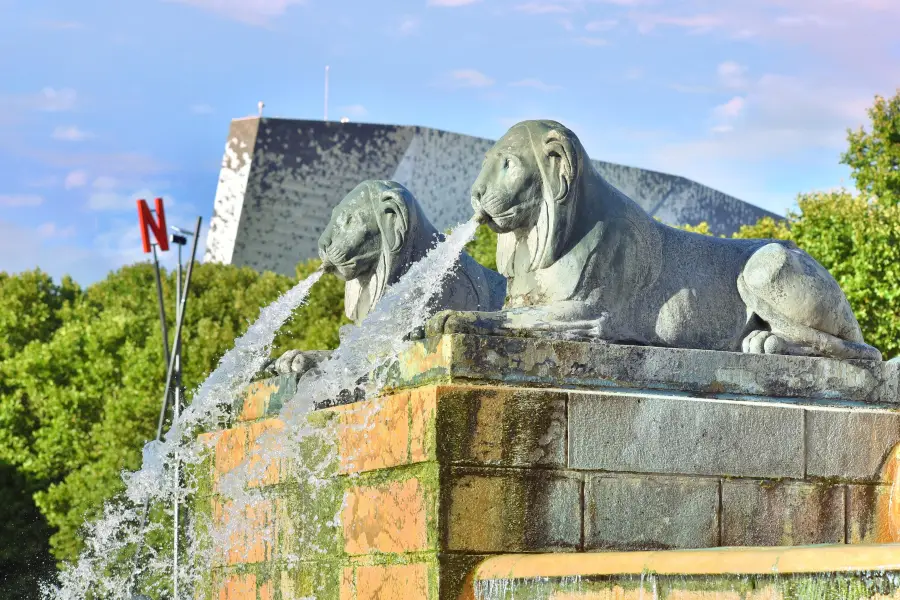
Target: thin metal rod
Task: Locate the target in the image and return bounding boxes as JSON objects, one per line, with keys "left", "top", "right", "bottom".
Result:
{"left": 153, "top": 216, "right": 201, "bottom": 441}
{"left": 152, "top": 245, "right": 171, "bottom": 367}
{"left": 129, "top": 216, "right": 201, "bottom": 595}
{"left": 172, "top": 242, "right": 183, "bottom": 599}
{"left": 324, "top": 65, "right": 329, "bottom": 122}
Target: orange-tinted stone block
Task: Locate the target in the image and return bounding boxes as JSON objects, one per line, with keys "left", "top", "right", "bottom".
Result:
{"left": 247, "top": 419, "right": 285, "bottom": 487}
{"left": 875, "top": 442, "right": 900, "bottom": 542}
{"left": 257, "top": 580, "right": 273, "bottom": 600}
{"left": 218, "top": 573, "right": 257, "bottom": 600}
{"left": 343, "top": 478, "right": 429, "bottom": 555}
{"left": 354, "top": 563, "right": 430, "bottom": 600}
{"left": 410, "top": 387, "right": 438, "bottom": 463}
{"left": 337, "top": 393, "right": 410, "bottom": 474}
{"left": 213, "top": 497, "right": 277, "bottom": 565}
{"left": 214, "top": 427, "right": 248, "bottom": 492}
{"left": 239, "top": 380, "right": 278, "bottom": 421}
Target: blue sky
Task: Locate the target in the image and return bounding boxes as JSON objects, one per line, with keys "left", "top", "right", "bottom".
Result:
{"left": 0, "top": 0, "right": 897, "bottom": 285}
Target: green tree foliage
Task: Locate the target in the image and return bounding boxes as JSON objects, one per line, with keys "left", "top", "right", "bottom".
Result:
{"left": 465, "top": 224, "right": 499, "bottom": 271}
{"left": 842, "top": 90, "right": 900, "bottom": 206}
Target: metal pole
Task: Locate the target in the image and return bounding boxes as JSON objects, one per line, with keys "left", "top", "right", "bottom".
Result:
{"left": 172, "top": 241, "right": 182, "bottom": 599}
{"left": 324, "top": 65, "right": 329, "bottom": 122}
{"left": 130, "top": 216, "right": 202, "bottom": 596}
{"left": 152, "top": 244, "right": 171, "bottom": 367}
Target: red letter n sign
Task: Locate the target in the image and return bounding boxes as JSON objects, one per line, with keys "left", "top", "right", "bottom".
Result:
{"left": 137, "top": 198, "right": 169, "bottom": 253}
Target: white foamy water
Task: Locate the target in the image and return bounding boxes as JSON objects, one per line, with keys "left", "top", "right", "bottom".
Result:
{"left": 43, "top": 270, "right": 323, "bottom": 600}
{"left": 208, "top": 218, "right": 480, "bottom": 582}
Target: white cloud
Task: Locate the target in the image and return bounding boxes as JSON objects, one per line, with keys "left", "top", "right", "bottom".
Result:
{"left": 625, "top": 67, "right": 644, "bottom": 80}
{"left": 397, "top": 16, "right": 420, "bottom": 35}
{"left": 713, "top": 96, "right": 746, "bottom": 120}
{"left": 190, "top": 103, "right": 214, "bottom": 114}
{"left": 37, "top": 222, "right": 76, "bottom": 239}
{"left": 717, "top": 61, "right": 748, "bottom": 89}
{"left": 427, "top": 0, "right": 481, "bottom": 6}
{"left": 585, "top": 19, "right": 618, "bottom": 31}
{"left": 443, "top": 69, "right": 495, "bottom": 88}
{"left": 575, "top": 37, "right": 610, "bottom": 46}
{"left": 52, "top": 125, "right": 94, "bottom": 141}
{"left": 515, "top": 2, "right": 570, "bottom": 14}
{"left": 509, "top": 78, "right": 561, "bottom": 92}
{"left": 64, "top": 170, "right": 89, "bottom": 189}
{"left": 164, "top": 0, "right": 306, "bottom": 25}
{"left": 631, "top": 13, "right": 723, "bottom": 34}
{"left": 0, "top": 194, "right": 44, "bottom": 207}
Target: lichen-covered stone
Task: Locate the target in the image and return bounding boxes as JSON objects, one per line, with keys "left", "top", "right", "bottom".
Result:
{"left": 721, "top": 481, "right": 844, "bottom": 546}
{"left": 585, "top": 474, "right": 719, "bottom": 550}
{"left": 445, "top": 466, "right": 581, "bottom": 552}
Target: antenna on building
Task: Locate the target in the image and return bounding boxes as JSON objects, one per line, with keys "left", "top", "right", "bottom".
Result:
{"left": 258, "top": 101, "right": 264, "bottom": 117}
{"left": 324, "top": 65, "right": 330, "bottom": 122}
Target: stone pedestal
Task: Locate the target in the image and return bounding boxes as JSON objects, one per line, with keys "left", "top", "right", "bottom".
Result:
{"left": 194, "top": 334, "right": 900, "bottom": 600}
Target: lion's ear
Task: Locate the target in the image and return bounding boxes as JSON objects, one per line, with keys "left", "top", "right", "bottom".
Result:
{"left": 379, "top": 191, "right": 408, "bottom": 254}
{"left": 542, "top": 129, "right": 576, "bottom": 204}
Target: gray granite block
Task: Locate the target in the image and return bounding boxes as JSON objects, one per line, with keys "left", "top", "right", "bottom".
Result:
{"left": 721, "top": 480, "right": 845, "bottom": 546}
{"left": 806, "top": 408, "right": 900, "bottom": 482}
{"left": 569, "top": 392, "right": 804, "bottom": 478}
{"left": 392, "top": 335, "right": 900, "bottom": 405}
{"left": 585, "top": 474, "right": 719, "bottom": 550}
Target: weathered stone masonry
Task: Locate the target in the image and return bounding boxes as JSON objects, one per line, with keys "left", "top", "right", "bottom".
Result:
{"left": 193, "top": 334, "right": 900, "bottom": 600}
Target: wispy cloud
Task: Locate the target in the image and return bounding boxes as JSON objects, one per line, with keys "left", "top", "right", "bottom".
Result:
{"left": 164, "top": 0, "right": 306, "bottom": 26}
{"left": 427, "top": 0, "right": 481, "bottom": 6}
{"left": 0, "top": 194, "right": 44, "bottom": 207}
{"left": 397, "top": 16, "right": 420, "bottom": 35}
{"left": 337, "top": 104, "right": 368, "bottom": 119}
{"left": 631, "top": 13, "right": 723, "bottom": 35}
{"left": 509, "top": 78, "right": 561, "bottom": 92}
{"left": 515, "top": 2, "right": 571, "bottom": 14}
{"left": 35, "top": 88, "right": 78, "bottom": 112}
{"left": 64, "top": 170, "right": 89, "bottom": 189}
{"left": 585, "top": 19, "right": 618, "bottom": 32}
{"left": 37, "top": 222, "right": 76, "bottom": 239}
{"left": 190, "top": 103, "right": 214, "bottom": 114}
{"left": 52, "top": 125, "right": 94, "bottom": 141}
{"left": 441, "top": 69, "right": 495, "bottom": 88}
{"left": 717, "top": 61, "right": 748, "bottom": 89}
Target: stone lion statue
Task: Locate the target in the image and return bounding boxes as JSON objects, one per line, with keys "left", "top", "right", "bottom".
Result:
{"left": 425, "top": 120, "right": 881, "bottom": 361}
{"left": 268, "top": 179, "right": 507, "bottom": 374}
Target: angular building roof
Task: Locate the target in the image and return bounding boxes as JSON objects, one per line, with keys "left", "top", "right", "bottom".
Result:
{"left": 205, "top": 118, "right": 780, "bottom": 276}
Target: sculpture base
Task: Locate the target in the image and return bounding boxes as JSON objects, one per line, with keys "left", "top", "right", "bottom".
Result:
{"left": 193, "top": 335, "right": 900, "bottom": 600}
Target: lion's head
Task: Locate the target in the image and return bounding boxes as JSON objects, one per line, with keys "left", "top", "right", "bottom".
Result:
{"left": 470, "top": 120, "right": 584, "bottom": 274}
{"left": 318, "top": 180, "right": 438, "bottom": 321}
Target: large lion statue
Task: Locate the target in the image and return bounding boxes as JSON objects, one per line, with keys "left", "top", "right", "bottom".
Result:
{"left": 268, "top": 179, "right": 507, "bottom": 374}
{"left": 425, "top": 120, "right": 881, "bottom": 361}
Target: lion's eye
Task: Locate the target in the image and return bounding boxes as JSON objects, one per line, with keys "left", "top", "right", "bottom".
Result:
{"left": 503, "top": 158, "right": 510, "bottom": 169}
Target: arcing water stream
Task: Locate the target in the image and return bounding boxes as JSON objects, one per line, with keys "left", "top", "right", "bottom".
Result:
{"left": 43, "top": 219, "right": 479, "bottom": 600}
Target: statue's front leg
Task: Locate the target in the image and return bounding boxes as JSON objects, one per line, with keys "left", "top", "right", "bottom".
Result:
{"left": 264, "top": 349, "right": 333, "bottom": 376}
{"left": 423, "top": 302, "right": 629, "bottom": 341}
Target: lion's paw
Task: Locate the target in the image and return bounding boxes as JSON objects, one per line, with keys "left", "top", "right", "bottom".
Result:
{"left": 741, "top": 330, "right": 788, "bottom": 355}
{"left": 424, "top": 310, "right": 500, "bottom": 338}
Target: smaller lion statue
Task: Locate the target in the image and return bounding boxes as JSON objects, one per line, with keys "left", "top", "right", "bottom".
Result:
{"left": 425, "top": 120, "right": 881, "bottom": 361}
{"left": 268, "top": 180, "right": 507, "bottom": 375}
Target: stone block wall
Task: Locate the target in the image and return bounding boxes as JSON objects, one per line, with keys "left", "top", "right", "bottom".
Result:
{"left": 193, "top": 335, "right": 900, "bottom": 600}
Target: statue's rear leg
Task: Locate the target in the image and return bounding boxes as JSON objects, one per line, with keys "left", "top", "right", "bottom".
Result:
{"left": 737, "top": 243, "right": 881, "bottom": 361}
